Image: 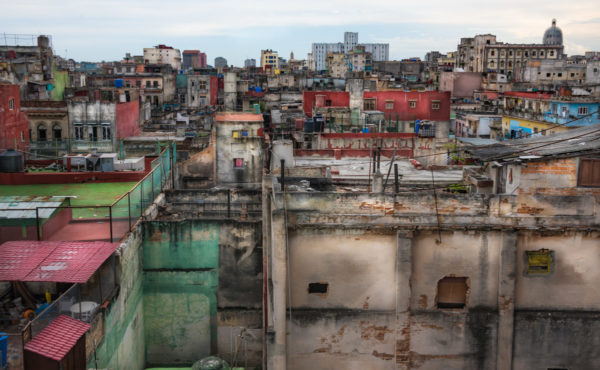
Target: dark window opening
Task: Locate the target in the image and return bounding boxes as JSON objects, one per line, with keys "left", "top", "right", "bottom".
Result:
{"left": 325, "top": 99, "right": 332, "bottom": 106}
{"left": 437, "top": 277, "right": 467, "bottom": 309}
{"left": 308, "top": 282, "right": 328, "bottom": 294}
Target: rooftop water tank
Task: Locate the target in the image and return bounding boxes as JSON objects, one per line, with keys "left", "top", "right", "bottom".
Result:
{"left": 0, "top": 149, "right": 24, "bottom": 173}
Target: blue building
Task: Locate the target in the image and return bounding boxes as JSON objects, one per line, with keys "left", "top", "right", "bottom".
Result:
{"left": 543, "top": 100, "right": 600, "bottom": 127}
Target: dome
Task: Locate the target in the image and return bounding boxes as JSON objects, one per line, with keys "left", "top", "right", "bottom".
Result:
{"left": 543, "top": 19, "right": 563, "bottom": 46}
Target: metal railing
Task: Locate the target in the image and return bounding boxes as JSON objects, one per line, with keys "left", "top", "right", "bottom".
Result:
{"left": 21, "top": 144, "right": 175, "bottom": 242}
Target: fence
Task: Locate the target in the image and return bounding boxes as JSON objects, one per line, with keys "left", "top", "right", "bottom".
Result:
{"left": 26, "top": 144, "right": 175, "bottom": 242}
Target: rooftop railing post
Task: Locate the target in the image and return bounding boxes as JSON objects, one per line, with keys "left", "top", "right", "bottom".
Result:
{"left": 35, "top": 207, "right": 40, "bottom": 241}
{"left": 109, "top": 206, "right": 113, "bottom": 242}
{"left": 127, "top": 192, "right": 132, "bottom": 230}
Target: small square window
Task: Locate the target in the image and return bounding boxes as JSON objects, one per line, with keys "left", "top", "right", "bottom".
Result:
{"left": 526, "top": 250, "right": 552, "bottom": 274}
{"left": 9, "top": 98, "right": 14, "bottom": 110}
{"left": 232, "top": 130, "right": 240, "bottom": 138}
{"left": 437, "top": 277, "right": 468, "bottom": 309}
{"left": 432, "top": 102, "right": 440, "bottom": 110}
{"left": 409, "top": 101, "right": 417, "bottom": 108}
{"left": 385, "top": 101, "right": 394, "bottom": 110}
{"left": 233, "top": 158, "right": 244, "bottom": 168}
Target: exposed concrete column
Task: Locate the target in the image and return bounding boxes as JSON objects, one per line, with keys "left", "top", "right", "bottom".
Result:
{"left": 267, "top": 209, "right": 287, "bottom": 370}
{"left": 396, "top": 232, "right": 413, "bottom": 369}
{"left": 372, "top": 172, "right": 383, "bottom": 193}
{"left": 497, "top": 231, "right": 517, "bottom": 370}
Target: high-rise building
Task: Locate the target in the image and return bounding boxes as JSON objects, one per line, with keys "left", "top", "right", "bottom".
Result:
{"left": 143, "top": 44, "right": 181, "bottom": 71}
{"left": 260, "top": 50, "right": 279, "bottom": 70}
{"left": 244, "top": 58, "right": 256, "bottom": 68}
{"left": 214, "top": 57, "right": 228, "bottom": 68}
{"left": 182, "top": 50, "right": 207, "bottom": 70}
{"left": 311, "top": 32, "right": 389, "bottom": 72}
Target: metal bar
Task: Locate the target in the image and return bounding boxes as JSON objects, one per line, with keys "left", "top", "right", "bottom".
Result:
{"left": 394, "top": 164, "right": 399, "bottom": 193}
{"left": 35, "top": 207, "right": 40, "bottom": 241}
{"left": 127, "top": 192, "right": 132, "bottom": 230}
{"left": 109, "top": 206, "right": 113, "bottom": 242}
{"left": 280, "top": 159, "right": 285, "bottom": 191}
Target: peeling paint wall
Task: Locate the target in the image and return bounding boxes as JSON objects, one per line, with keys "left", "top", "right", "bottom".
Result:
{"left": 142, "top": 219, "right": 263, "bottom": 367}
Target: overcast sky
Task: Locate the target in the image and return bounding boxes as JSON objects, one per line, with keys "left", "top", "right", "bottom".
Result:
{"left": 2, "top": 0, "right": 599, "bottom": 66}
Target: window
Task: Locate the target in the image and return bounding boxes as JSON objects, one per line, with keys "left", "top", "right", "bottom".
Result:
{"left": 490, "top": 50, "right": 495, "bottom": 56}
{"left": 75, "top": 126, "right": 84, "bottom": 140}
{"left": 136, "top": 80, "right": 141, "bottom": 87}
{"left": 102, "top": 126, "right": 111, "bottom": 140}
{"left": 145, "top": 81, "right": 150, "bottom": 88}
{"left": 557, "top": 73, "right": 562, "bottom": 77}
{"left": 198, "top": 81, "right": 207, "bottom": 90}
{"left": 385, "top": 100, "right": 394, "bottom": 110}
{"left": 432, "top": 101, "right": 440, "bottom": 110}
{"left": 153, "top": 81, "right": 158, "bottom": 88}
{"left": 526, "top": 249, "right": 552, "bottom": 274}
{"left": 37, "top": 124, "right": 47, "bottom": 141}
{"left": 578, "top": 158, "right": 600, "bottom": 187}
{"left": 570, "top": 73, "right": 575, "bottom": 78}
{"left": 20, "top": 131, "right": 24, "bottom": 142}
{"left": 9, "top": 98, "right": 14, "bottom": 110}
{"left": 233, "top": 158, "right": 244, "bottom": 168}
{"left": 53, "top": 124, "right": 62, "bottom": 140}
{"left": 546, "top": 73, "right": 551, "bottom": 77}
{"left": 409, "top": 100, "right": 417, "bottom": 108}
{"left": 550, "top": 51, "right": 554, "bottom": 57}
{"left": 524, "top": 51, "right": 529, "bottom": 57}
{"left": 308, "top": 282, "right": 328, "bottom": 296}
{"left": 364, "top": 98, "right": 376, "bottom": 110}
{"left": 436, "top": 277, "right": 468, "bottom": 309}
{"left": 578, "top": 107, "right": 589, "bottom": 115}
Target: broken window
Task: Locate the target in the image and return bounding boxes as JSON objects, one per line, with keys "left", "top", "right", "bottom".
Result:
{"left": 364, "top": 98, "right": 376, "bottom": 110}
{"left": 436, "top": 277, "right": 468, "bottom": 309}
{"left": 233, "top": 158, "right": 244, "bottom": 168}
{"left": 526, "top": 249, "right": 552, "bottom": 274}
{"left": 578, "top": 158, "right": 600, "bottom": 187}
{"left": 308, "top": 282, "right": 328, "bottom": 294}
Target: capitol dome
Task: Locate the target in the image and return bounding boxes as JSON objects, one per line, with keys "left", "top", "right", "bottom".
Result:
{"left": 543, "top": 19, "right": 563, "bottom": 46}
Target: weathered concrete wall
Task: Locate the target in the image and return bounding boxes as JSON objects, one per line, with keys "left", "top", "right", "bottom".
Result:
{"left": 216, "top": 121, "right": 263, "bottom": 187}
{"left": 90, "top": 227, "right": 146, "bottom": 370}
{"left": 142, "top": 219, "right": 263, "bottom": 367}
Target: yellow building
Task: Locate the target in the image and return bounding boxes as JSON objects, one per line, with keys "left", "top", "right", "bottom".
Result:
{"left": 501, "top": 115, "right": 570, "bottom": 139}
{"left": 260, "top": 49, "right": 279, "bottom": 71}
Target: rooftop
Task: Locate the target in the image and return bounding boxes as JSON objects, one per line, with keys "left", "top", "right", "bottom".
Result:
{"left": 0, "top": 240, "right": 117, "bottom": 283}
{"left": 24, "top": 315, "right": 90, "bottom": 361}
{"left": 215, "top": 112, "right": 264, "bottom": 122}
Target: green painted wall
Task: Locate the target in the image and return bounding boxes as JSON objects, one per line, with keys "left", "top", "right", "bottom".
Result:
{"left": 89, "top": 231, "right": 146, "bottom": 370}
{"left": 142, "top": 221, "right": 219, "bottom": 367}
{"left": 52, "top": 70, "right": 69, "bottom": 101}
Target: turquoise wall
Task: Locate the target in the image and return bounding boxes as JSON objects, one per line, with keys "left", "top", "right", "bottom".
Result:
{"left": 142, "top": 221, "right": 219, "bottom": 367}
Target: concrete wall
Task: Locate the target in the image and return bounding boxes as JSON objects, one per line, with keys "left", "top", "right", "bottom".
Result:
{"left": 216, "top": 121, "right": 263, "bottom": 187}
{"left": 142, "top": 219, "right": 263, "bottom": 367}
{"left": 439, "top": 72, "right": 482, "bottom": 99}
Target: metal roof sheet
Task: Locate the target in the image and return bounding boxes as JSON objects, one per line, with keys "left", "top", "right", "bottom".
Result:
{"left": 24, "top": 315, "right": 90, "bottom": 361}
{"left": 0, "top": 196, "right": 66, "bottom": 219}
{"left": 0, "top": 241, "right": 118, "bottom": 283}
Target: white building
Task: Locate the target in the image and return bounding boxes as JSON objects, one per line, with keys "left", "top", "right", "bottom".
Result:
{"left": 143, "top": 45, "right": 181, "bottom": 71}
{"left": 311, "top": 32, "right": 389, "bottom": 72}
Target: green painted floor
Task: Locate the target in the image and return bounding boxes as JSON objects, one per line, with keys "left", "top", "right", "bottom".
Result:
{"left": 0, "top": 182, "right": 137, "bottom": 218}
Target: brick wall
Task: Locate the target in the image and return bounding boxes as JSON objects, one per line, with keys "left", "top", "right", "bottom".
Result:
{"left": 518, "top": 158, "right": 600, "bottom": 195}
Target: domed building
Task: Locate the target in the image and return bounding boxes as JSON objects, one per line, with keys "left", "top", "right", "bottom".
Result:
{"left": 543, "top": 19, "right": 563, "bottom": 46}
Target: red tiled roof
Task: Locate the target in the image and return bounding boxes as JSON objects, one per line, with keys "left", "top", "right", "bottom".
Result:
{"left": 24, "top": 315, "right": 90, "bottom": 361}
{"left": 0, "top": 241, "right": 118, "bottom": 283}
{"left": 215, "top": 113, "right": 264, "bottom": 122}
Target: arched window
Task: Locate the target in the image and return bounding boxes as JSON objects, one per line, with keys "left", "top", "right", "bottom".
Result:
{"left": 38, "top": 123, "right": 47, "bottom": 141}
{"left": 53, "top": 123, "right": 62, "bottom": 141}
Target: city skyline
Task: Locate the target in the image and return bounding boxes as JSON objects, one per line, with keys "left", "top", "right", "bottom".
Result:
{"left": 2, "top": 0, "right": 600, "bottom": 66}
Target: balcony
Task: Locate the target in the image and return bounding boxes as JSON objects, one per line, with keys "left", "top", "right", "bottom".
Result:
{"left": 70, "top": 140, "right": 114, "bottom": 152}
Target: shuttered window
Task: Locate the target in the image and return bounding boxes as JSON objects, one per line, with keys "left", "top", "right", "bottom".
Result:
{"left": 578, "top": 158, "right": 600, "bottom": 187}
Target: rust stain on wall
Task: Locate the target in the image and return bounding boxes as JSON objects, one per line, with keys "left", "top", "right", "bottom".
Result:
{"left": 372, "top": 350, "right": 394, "bottom": 360}
{"left": 360, "top": 322, "right": 393, "bottom": 341}
{"left": 418, "top": 294, "right": 428, "bottom": 309}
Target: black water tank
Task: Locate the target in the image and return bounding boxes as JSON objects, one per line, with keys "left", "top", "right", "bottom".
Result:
{"left": 0, "top": 149, "right": 24, "bottom": 173}
{"left": 304, "top": 119, "right": 315, "bottom": 133}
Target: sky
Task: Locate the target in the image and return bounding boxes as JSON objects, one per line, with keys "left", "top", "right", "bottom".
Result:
{"left": 1, "top": 0, "right": 600, "bottom": 66}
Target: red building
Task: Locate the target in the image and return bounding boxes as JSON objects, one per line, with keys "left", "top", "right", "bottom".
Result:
{"left": 0, "top": 83, "right": 30, "bottom": 151}
{"left": 303, "top": 91, "right": 350, "bottom": 118}
{"left": 183, "top": 50, "right": 208, "bottom": 70}
{"left": 363, "top": 90, "right": 451, "bottom": 121}
{"left": 116, "top": 99, "right": 141, "bottom": 139}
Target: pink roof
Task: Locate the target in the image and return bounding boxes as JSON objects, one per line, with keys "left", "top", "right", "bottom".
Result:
{"left": 215, "top": 113, "right": 264, "bottom": 122}
{"left": 24, "top": 315, "right": 90, "bottom": 361}
{"left": 0, "top": 241, "right": 118, "bottom": 283}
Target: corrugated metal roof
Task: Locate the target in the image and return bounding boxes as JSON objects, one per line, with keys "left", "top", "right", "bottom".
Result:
{"left": 0, "top": 196, "right": 66, "bottom": 219}
{"left": 466, "top": 123, "right": 600, "bottom": 162}
{"left": 456, "top": 137, "right": 499, "bottom": 146}
{"left": 0, "top": 241, "right": 118, "bottom": 283}
{"left": 24, "top": 315, "right": 90, "bottom": 361}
